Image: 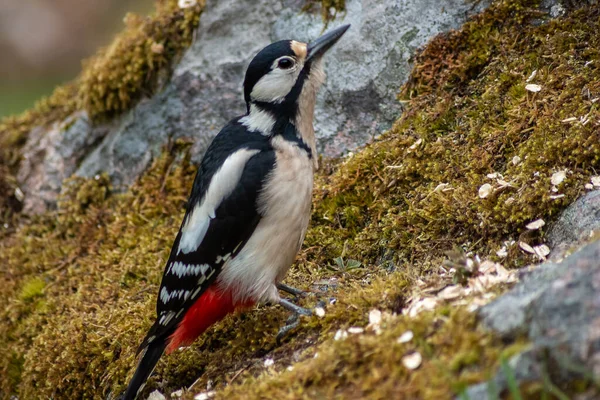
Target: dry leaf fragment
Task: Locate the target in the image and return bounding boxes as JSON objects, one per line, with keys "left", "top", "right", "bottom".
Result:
{"left": 178, "top": 0, "right": 197, "bottom": 8}
{"left": 525, "top": 84, "right": 542, "bottom": 92}
{"left": 264, "top": 358, "right": 274, "bottom": 367}
{"left": 149, "top": 391, "right": 167, "bottom": 400}
{"left": 519, "top": 241, "right": 536, "bottom": 254}
{"left": 402, "top": 352, "right": 423, "bottom": 370}
{"left": 334, "top": 329, "right": 348, "bottom": 341}
{"left": 348, "top": 327, "right": 364, "bottom": 334}
{"left": 551, "top": 170, "right": 567, "bottom": 185}
{"left": 409, "top": 138, "right": 423, "bottom": 150}
{"left": 194, "top": 392, "right": 216, "bottom": 400}
{"left": 369, "top": 309, "right": 382, "bottom": 326}
{"left": 561, "top": 117, "right": 578, "bottom": 123}
{"left": 526, "top": 70, "right": 537, "bottom": 82}
{"left": 479, "top": 183, "right": 493, "bottom": 198}
{"left": 438, "top": 285, "right": 462, "bottom": 300}
{"left": 151, "top": 42, "right": 164, "bottom": 54}
{"left": 534, "top": 244, "right": 550, "bottom": 259}
{"left": 526, "top": 219, "right": 545, "bottom": 230}
{"left": 397, "top": 330, "right": 414, "bottom": 344}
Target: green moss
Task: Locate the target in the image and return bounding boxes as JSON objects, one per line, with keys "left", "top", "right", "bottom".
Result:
{"left": 304, "top": 0, "right": 346, "bottom": 22}
{"left": 0, "top": 0, "right": 203, "bottom": 181}
{"left": 19, "top": 277, "right": 46, "bottom": 302}
{"left": 1, "top": 0, "right": 600, "bottom": 398}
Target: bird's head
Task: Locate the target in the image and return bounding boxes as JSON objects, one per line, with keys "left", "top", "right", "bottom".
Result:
{"left": 242, "top": 24, "right": 350, "bottom": 121}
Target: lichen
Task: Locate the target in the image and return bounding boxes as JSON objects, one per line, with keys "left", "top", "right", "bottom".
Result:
{"left": 1, "top": 0, "right": 600, "bottom": 399}
{"left": 304, "top": 0, "right": 347, "bottom": 22}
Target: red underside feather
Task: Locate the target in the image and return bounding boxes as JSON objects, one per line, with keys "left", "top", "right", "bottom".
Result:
{"left": 166, "top": 287, "right": 254, "bottom": 353}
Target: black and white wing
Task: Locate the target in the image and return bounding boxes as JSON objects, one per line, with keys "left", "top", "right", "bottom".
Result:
{"left": 139, "top": 121, "right": 275, "bottom": 350}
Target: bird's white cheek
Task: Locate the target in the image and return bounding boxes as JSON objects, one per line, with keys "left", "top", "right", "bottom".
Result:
{"left": 251, "top": 70, "right": 297, "bottom": 103}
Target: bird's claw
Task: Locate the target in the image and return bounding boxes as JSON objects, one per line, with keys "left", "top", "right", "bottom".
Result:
{"left": 276, "top": 314, "right": 300, "bottom": 344}
{"left": 276, "top": 283, "right": 308, "bottom": 298}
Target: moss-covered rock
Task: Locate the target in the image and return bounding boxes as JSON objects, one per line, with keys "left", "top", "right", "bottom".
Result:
{"left": 1, "top": 0, "right": 600, "bottom": 399}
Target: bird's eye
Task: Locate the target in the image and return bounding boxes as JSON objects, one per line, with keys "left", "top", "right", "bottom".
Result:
{"left": 278, "top": 58, "right": 294, "bottom": 69}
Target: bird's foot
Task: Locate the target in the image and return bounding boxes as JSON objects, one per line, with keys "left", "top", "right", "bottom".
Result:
{"left": 278, "top": 297, "right": 312, "bottom": 316}
{"left": 276, "top": 283, "right": 308, "bottom": 298}
{"left": 276, "top": 299, "right": 326, "bottom": 344}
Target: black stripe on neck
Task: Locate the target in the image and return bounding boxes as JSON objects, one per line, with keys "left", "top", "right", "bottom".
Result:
{"left": 280, "top": 122, "right": 312, "bottom": 158}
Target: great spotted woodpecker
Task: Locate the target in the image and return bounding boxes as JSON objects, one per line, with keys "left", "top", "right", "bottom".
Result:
{"left": 121, "top": 24, "right": 350, "bottom": 399}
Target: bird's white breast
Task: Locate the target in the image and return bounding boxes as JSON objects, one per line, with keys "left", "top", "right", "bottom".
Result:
{"left": 218, "top": 135, "right": 314, "bottom": 303}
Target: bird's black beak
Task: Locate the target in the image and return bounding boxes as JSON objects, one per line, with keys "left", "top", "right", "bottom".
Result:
{"left": 306, "top": 24, "right": 350, "bottom": 61}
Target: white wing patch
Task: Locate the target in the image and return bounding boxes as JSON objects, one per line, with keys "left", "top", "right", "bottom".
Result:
{"left": 178, "top": 148, "right": 261, "bottom": 255}
{"left": 159, "top": 287, "right": 189, "bottom": 304}
{"left": 239, "top": 105, "right": 276, "bottom": 135}
{"left": 166, "top": 261, "right": 212, "bottom": 278}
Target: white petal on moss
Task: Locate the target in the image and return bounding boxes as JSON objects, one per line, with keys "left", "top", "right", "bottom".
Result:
{"left": 369, "top": 309, "right": 382, "bottom": 326}
{"left": 551, "top": 170, "right": 567, "bottom": 186}
{"left": 348, "top": 327, "right": 365, "bottom": 334}
{"left": 433, "top": 183, "right": 451, "bottom": 193}
{"left": 171, "top": 390, "right": 183, "bottom": 398}
{"left": 148, "top": 391, "right": 167, "bottom": 400}
{"left": 512, "top": 155, "right": 521, "bottom": 165}
{"left": 592, "top": 176, "right": 600, "bottom": 187}
{"left": 479, "top": 183, "right": 493, "bottom": 198}
{"left": 264, "top": 358, "right": 274, "bottom": 367}
{"left": 534, "top": 244, "right": 551, "bottom": 259}
{"left": 178, "top": 0, "right": 197, "bottom": 8}
{"left": 402, "top": 352, "right": 423, "bottom": 370}
{"left": 487, "top": 173, "right": 499, "bottom": 179}
{"left": 397, "top": 330, "right": 414, "bottom": 344}
{"left": 334, "top": 329, "right": 348, "bottom": 341}
{"left": 526, "top": 70, "right": 537, "bottom": 82}
{"left": 585, "top": 183, "right": 594, "bottom": 190}
{"left": 194, "top": 392, "right": 216, "bottom": 400}
{"left": 409, "top": 138, "right": 423, "bottom": 150}
{"left": 519, "top": 241, "right": 536, "bottom": 254}
{"left": 526, "top": 219, "right": 545, "bottom": 230}
{"left": 550, "top": 194, "right": 565, "bottom": 200}
{"left": 405, "top": 297, "right": 438, "bottom": 318}
{"left": 315, "top": 307, "right": 326, "bottom": 318}
{"left": 525, "top": 83, "right": 542, "bottom": 92}
{"left": 561, "top": 117, "right": 578, "bottom": 123}
{"left": 496, "top": 246, "right": 508, "bottom": 257}
{"left": 438, "top": 285, "right": 463, "bottom": 300}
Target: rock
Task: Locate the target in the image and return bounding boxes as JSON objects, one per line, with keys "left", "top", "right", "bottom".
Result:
{"left": 465, "top": 240, "right": 600, "bottom": 398}
{"left": 16, "top": 111, "right": 109, "bottom": 213}
{"left": 19, "top": 0, "right": 493, "bottom": 208}
{"left": 547, "top": 190, "right": 600, "bottom": 260}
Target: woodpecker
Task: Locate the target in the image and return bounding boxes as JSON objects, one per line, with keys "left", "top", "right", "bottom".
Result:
{"left": 121, "top": 24, "right": 350, "bottom": 399}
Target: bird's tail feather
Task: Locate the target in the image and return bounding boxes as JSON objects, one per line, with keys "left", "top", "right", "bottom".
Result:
{"left": 122, "top": 340, "right": 167, "bottom": 400}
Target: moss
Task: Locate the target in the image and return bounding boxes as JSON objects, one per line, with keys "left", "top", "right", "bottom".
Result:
{"left": 19, "top": 277, "right": 46, "bottom": 302}
{"left": 304, "top": 0, "right": 346, "bottom": 22}
{"left": 1, "top": 0, "right": 600, "bottom": 398}
{"left": 0, "top": 0, "right": 203, "bottom": 181}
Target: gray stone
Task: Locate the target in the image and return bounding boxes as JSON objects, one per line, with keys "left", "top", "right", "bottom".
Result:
{"left": 547, "top": 190, "right": 600, "bottom": 260}
{"left": 35, "top": 0, "right": 492, "bottom": 202}
{"left": 16, "top": 111, "right": 109, "bottom": 213}
{"left": 465, "top": 240, "right": 600, "bottom": 397}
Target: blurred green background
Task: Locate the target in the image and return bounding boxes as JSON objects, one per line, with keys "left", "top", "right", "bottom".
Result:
{"left": 0, "top": 0, "right": 153, "bottom": 119}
